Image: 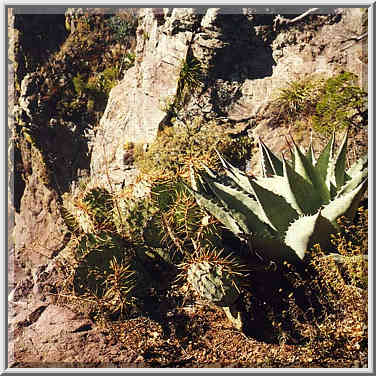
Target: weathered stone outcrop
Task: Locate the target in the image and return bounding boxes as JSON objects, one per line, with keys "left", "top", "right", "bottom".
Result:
{"left": 8, "top": 258, "right": 118, "bottom": 367}
{"left": 12, "top": 72, "right": 75, "bottom": 269}
{"left": 91, "top": 7, "right": 367, "bottom": 188}
{"left": 230, "top": 8, "right": 367, "bottom": 123}
{"left": 90, "top": 8, "right": 203, "bottom": 188}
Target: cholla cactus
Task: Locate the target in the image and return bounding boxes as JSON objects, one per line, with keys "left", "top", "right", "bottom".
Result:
{"left": 187, "top": 131, "right": 367, "bottom": 263}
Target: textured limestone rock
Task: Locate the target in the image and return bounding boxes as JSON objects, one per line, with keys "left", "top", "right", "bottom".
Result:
{"left": 226, "top": 9, "right": 367, "bottom": 123}
{"left": 90, "top": 7, "right": 367, "bottom": 190}
{"left": 13, "top": 171, "right": 67, "bottom": 266}
{"left": 13, "top": 74, "right": 67, "bottom": 267}
{"left": 90, "top": 8, "right": 201, "bottom": 189}
{"left": 244, "top": 8, "right": 368, "bottom": 175}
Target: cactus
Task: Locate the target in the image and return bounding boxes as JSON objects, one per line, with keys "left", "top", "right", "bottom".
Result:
{"left": 180, "top": 246, "right": 251, "bottom": 329}
{"left": 187, "top": 131, "right": 367, "bottom": 263}
{"left": 62, "top": 186, "right": 115, "bottom": 234}
{"left": 187, "top": 261, "right": 240, "bottom": 307}
{"left": 61, "top": 185, "right": 159, "bottom": 317}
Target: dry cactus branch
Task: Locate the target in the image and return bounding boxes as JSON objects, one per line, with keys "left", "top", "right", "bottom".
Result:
{"left": 274, "top": 8, "right": 319, "bottom": 30}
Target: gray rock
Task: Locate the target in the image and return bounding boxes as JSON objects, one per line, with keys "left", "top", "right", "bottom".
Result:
{"left": 13, "top": 172, "right": 67, "bottom": 267}
{"left": 90, "top": 8, "right": 196, "bottom": 189}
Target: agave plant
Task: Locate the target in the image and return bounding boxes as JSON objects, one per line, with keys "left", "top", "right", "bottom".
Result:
{"left": 187, "top": 131, "right": 368, "bottom": 264}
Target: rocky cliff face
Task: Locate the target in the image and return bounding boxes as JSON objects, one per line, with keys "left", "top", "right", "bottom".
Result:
{"left": 90, "top": 8, "right": 199, "bottom": 188}
{"left": 90, "top": 7, "right": 367, "bottom": 188}
{"left": 10, "top": 8, "right": 134, "bottom": 270}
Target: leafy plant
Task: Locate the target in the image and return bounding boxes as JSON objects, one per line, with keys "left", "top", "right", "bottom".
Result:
{"left": 106, "top": 15, "right": 137, "bottom": 43}
{"left": 177, "top": 54, "right": 203, "bottom": 99}
{"left": 313, "top": 72, "right": 367, "bottom": 135}
{"left": 72, "top": 68, "right": 119, "bottom": 112}
{"left": 276, "top": 77, "right": 324, "bottom": 122}
{"left": 274, "top": 72, "right": 367, "bottom": 136}
{"left": 162, "top": 54, "right": 204, "bottom": 119}
{"left": 119, "top": 52, "right": 136, "bottom": 73}
{"left": 134, "top": 119, "right": 253, "bottom": 181}
{"left": 72, "top": 73, "right": 87, "bottom": 96}
{"left": 95, "top": 67, "right": 120, "bottom": 95}
{"left": 182, "top": 131, "right": 367, "bottom": 333}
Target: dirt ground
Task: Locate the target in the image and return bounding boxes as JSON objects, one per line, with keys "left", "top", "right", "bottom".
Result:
{"left": 8, "top": 273, "right": 368, "bottom": 369}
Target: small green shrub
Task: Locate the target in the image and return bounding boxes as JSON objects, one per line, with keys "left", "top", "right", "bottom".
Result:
{"left": 86, "top": 67, "right": 119, "bottom": 96}
{"left": 274, "top": 72, "right": 367, "bottom": 136}
{"left": 274, "top": 76, "right": 324, "bottom": 124}
{"left": 162, "top": 55, "right": 204, "bottom": 119}
{"left": 106, "top": 15, "right": 137, "bottom": 43}
{"left": 72, "top": 67, "right": 119, "bottom": 112}
{"left": 177, "top": 55, "right": 203, "bottom": 97}
{"left": 134, "top": 119, "right": 253, "bottom": 181}
{"left": 72, "top": 73, "right": 87, "bottom": 96}
{"left": 313, "top": 72, "right": 367, "bottom": 135}
{"left": 143, "top": 31, "right": 150, "bottom": 41}
{"left": 98, "top": 67, "right": 120, "bottom": 94}
{"left": 119, "top": 52, "right": 135, "bottom": 73}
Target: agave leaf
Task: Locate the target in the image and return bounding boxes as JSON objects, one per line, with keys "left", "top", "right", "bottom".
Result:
{"left": 341, "top": 152, "right": 367, "bottom": 187}
{"left": 290, "top": 146, "right": 295, "bottom": 170}
{"left": 254, "top": 175, "right": 284, "bottom": 190}
{"left": 259, "top": 138, "right": 284, "bottom": 177}
{"left": 282, "top": 157, "right": 322, "bottom": 215}
{"left": 332, "top": 130, "right": 348, "bottom": 191}
{"left": 255, "top": 175, "right": 302, "bottom": 216}
{"left": 248, "top": 178, "right": 299, "bottom": 235}
{"left": 315, "top": 133, "right": 335, "bottom": 184}
{"left": 185, "top": 184, "right": 245, "bottom": 236}
{"left": 336, "top": 168, "right": 368, "bottom": 197}
{"left": 346, "top": 153, "right": 368, "bottom": 178}
{"left": 201, "top": 163, "right": 238, "bottom": 189}
{"left": 216, "top": 151, "right": 254, "bottom": 193}
{"left": 321, "top": 178, "right": 368, "bottom": 227}
{"left": 199, "top": 173, "right": 277, "bottom": 239}
{"left": 284, "top": 211, "right": 337, "bottom": 260}
{"left": 292, "top": 139, "right": 331, "bottom": 205}
{"left": 190, "top": 165, "right": 211, "bottom": 195}
{"left": 328, "top": 180, "right": 338, "bottom": 200}
{"left": 201, "top": 163, "right": 217, "bottom": 179}
{"left": 305, "top": 143, "right": 316, "bottom": 166}
{"left": 190, "top": 165, "right": 198, "bottom": 191}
